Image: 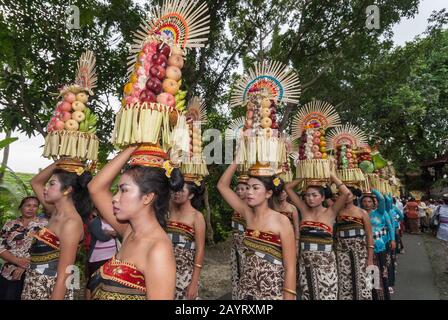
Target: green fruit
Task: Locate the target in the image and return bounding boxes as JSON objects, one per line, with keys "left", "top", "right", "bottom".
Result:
{"left": 359, "top": 160, "right": 375, "bottom": 174}
{"left": 176, "top": 100, "right": 186, "bottom": 109}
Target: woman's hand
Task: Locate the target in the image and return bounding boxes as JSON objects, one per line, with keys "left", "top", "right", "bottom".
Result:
{"left": 390, "top": 240, "right": 396, "bottom": 251}
{"left": 185, "top": 281, "right": 199, "bottom": 300}
{"left": 11, "top": 267, "right": 26, "bottom": 280}
{"left": 15, "top": 257, "right": 30, "bottom": 269}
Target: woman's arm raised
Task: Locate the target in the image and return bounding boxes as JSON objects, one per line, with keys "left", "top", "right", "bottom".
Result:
{"left": 217, "top": 162, "right": 251, "bottom": 220}
{"left": 328, "top": 173, "right": 350, "bottom": 218}
{"left": 30, "top": 162, "right": 58, "bottom": 215}
{"left": 88, "top": 145, "right": 139, "bottom": 237}
{"left": 285, "top": 179, "right": 308, "bottom": 214}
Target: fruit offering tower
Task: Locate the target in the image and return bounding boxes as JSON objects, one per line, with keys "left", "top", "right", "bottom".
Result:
{"left": 291, "top": 100, "right": 341, "bottom": 185}
{"left": 112, "top": 0, "right": 210, "bottom": 155}
{"left": 43, "top": 50, "right": 99, "bottom": 162}
{"left": 229, "top": 60, "right": 301, "bottom": 174}
{"left": 326, "top": 124, "right": 368, "bottom": 186}
{"left": 178, "top": 96, "right": 209, "bottom": 182}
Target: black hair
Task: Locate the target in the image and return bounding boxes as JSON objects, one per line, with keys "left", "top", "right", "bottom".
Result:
{"left": 53, "top": 169, "right": 93, "bottom": 222}
{"left": 185, "top": 180, "right": 206, "bottom": 211}
{"left": 248, "top": 175, "right": 284, "bottom": 210}
{"left": 18, "top": 196, "right": 40, "bottom": 210}
{"left": 302, "top": 185, "right": 333, "bottom": 201}
{"left": 123, "top": 165, "right": 184, "bottom": 227}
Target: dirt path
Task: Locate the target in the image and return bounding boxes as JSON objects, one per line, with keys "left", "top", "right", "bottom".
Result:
{"left": 199, "top": 237, "right": 232, "bottom": 299}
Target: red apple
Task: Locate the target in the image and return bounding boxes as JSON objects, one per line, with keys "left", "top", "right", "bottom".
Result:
{"left": 55, "top": 120, "right": 65, "bottom": 130}
{"left": 59, "top": 101, "right": 72, "bottom": 112}
{"left": 145, "top": 77, "right": 163, "bottom": 94}
{"left": 271, "top": 122, "right": 279, "bottom": 129}
{"left": 140, "top": 89, "right": 157, "bottom": 103}
{"left": 152, "top": 53, "right": 168, "bottom": 68}
{"left": 159, "top": 43, "right": 171, "bottom": 57}
{"left": 64, "top": 92, "right": 76, "bottom": 103}
{"left": 157, "top": 92, "right": 176, "bottom": 108}
{"left": 150, "top": 65, "right": 166, "bottom": 80}
{"left": 60, "top": 111, "right": 72, "bottom": 122}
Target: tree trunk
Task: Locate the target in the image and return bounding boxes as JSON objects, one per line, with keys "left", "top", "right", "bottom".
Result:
{"left": 0, "top": 130, "right": 12, "bottom": 183}
{"left": 203, "top": 186, "right": 214, "bottom": 245}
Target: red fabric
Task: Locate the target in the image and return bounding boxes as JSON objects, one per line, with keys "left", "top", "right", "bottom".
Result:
{"left": 405, "top": 201, "right": 419, "bottom": 219}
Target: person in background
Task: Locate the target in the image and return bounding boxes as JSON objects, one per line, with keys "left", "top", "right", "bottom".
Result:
{"left": 434, "top": 194, "right": 448, "bottom": 273}
{"left": 418, "top": 201, "right": 429, "bottom": 233}
{"left": 0, "top": 196, "right": 48, "bottom": 299}
{"left": 404, "top": 198, "right": 420, "bottom": 234}
{"left": 84, "top": 210, "right": 120, "bottom": 300}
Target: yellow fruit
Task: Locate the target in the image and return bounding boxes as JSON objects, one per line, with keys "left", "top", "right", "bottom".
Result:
{"left": 322, "top": 153, "right": 328, "bottom": 159}
{"left": 261, "top": 108, "right": 270, "bottom": 117}
{"left": 130, "top": 73, "right": 138, "bottom": 83}
{"left": 320, "top": 147, "right": 326, "bottom": 153}
{"left": 124, "top": 83, "right": 133, "bottom": 95}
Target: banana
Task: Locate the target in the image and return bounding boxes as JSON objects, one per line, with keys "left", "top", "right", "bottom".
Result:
{"left": 176, "top": 100, "right": 186, "bottom": 110}
{"left": 178, "top": 79, "right": 183, "bottom": 87}
{"left": 88, "top": 126, "right": 97, "bottom": 134}
{"left": 84, "top": 108, "right": 91, "bottom": 119}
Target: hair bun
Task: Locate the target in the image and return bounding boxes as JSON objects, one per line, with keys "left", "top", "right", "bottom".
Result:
{"left": 77, "top": 171, "right": 93, "bottom": 189}
{"left": 169, "top": 168, "right": 184, "bottom": 192}
{"left": 272, "top": 177, "right": 284, "bottom": 197}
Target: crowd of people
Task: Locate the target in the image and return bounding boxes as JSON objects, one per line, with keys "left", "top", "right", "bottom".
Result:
{"left": 1, "top": 158, "right": 447, "bottom": 300}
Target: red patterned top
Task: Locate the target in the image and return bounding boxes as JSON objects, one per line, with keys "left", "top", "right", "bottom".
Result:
{"left": 338, "top": 215, "right": 364, "bottom": 225}
{"left": 99, "top": 255, "right": 146, "bottom": 292}
{"left": 34, "top": 227, "right": 60, "bottom": 250}
{"left": 300, "top": 221, "right": 333, "bottom": 234}
{"left": 166, "top": 221, "right": 195, "bottom": 238}
{"left": 245, "top": 229, "right": 281, "bottom": 246}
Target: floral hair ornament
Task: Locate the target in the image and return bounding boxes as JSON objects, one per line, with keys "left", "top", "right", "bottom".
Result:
{"left": 163, "top": 160, "right": 174, "bottom": 178}
{"left": 273, "top": 177, "right": 281, "bottom": 187}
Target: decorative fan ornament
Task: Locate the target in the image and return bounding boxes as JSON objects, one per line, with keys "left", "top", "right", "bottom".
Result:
{"left": 75, "top": 50, "right": 97, "bottom": 95}
{"left": 230, "top": 60, "right": 301, "bottom": 107}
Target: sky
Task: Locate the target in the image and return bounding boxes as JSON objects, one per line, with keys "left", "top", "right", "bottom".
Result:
{"left": 0, "top": 0, "right": 446, "bottom": 174}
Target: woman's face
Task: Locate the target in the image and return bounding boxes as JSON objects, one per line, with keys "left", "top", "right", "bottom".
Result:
{"left": 362, "top": 197, "right": 374, "bottom": 211}
{"left": 346, "top": 190, "right": 355, "bottom": 204}
{"left": 278, "top": 190, "right": 288, "bottom": 202}
{"left": 304, "top": 187, "right": 324, "bottom": 208}
{"left": 246, "top": 178, "right": 272, "bottom": 208}
{"left": 43, "top": 174, "right": 66, "bottom": 204}
{"left": 21, "top": 198, "right": 39, "bottom": 219}
{"left": 235, "top": 183, "right": 248, "bottom": 200}
{"left": 112, "top": 173, "right": 152, "bottom": 221}
{"left": 170, "top": 184, "right": 192, "bottom": 206}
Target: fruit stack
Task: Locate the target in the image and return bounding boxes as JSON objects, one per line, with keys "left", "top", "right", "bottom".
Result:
{"left": 43, "top": 51, "right": 99, "bottom": 161}
{"left": 230, "top": 60, "right": 301, "bottom": 168}
{"left": 47, "top": 91, "right": 97, "bottom": 134}
{"left": 292, "top": 101, "right": 341, "bottom": 181}
{"left": 326, "top": 124, "right": 368, "bottom": 185}
{"left": 112, "top": 0, "right": 210, "bottom": 150}
{"left": 122, "top": 42, "right": 187, "bottom": 113}
{"left": 180, "top": 97, "right": 208, "bottom": 177}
